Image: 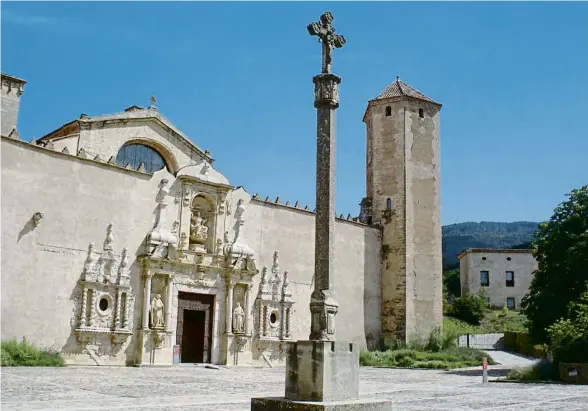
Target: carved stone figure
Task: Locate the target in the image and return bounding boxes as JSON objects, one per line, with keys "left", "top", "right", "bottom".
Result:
{"left": 103, "top": 223, "right": 114, "bottom": 251}
{"left": 83, "top": 243, "right": 96, "bottom": 277}
{"left": 189, "top": 212, "right": 208, "bottom": 245}
{"left": 233, "top": 302, "right": 245, "bottom": 334}
{"left": 118, "top": 248, "right": 131, "bottom": 285}
{"left": 32, "top": 212, "right": 43, "bottom": 228}
{"left": 201, "top": 162, "right": 210, "bottom": 176}
{"left": 150, "top": 294, "right": 165, "bottom": 329}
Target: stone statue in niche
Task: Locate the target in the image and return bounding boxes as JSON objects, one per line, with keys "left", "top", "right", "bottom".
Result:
{"left": 189, "top": 211, "right": 208, "bottom": 248}
{"left": 233, "top": 302, "right": 245, "bottom": 334}
{"left": 150, "top": 294, "right": 165, "bottom": 329}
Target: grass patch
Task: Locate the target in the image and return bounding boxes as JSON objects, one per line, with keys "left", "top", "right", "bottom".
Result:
{"left": 444, "top": 309, "right": 527, "bottom": 334}
{"left": 505, "top": 360, "right": 559, "bottom": 382}
{"left": 1, "top": 338, "right": 65, "bottom": 367}
{"left": 360, "top": 347, "right": 496, "bottom": 370}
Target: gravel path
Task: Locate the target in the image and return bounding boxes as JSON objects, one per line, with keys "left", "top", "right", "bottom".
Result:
{"left": 2, "top": 363, "right": 585, "bottom": 411}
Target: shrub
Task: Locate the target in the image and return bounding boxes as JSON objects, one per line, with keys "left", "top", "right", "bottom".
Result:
{"left": 506, "top": 359, "right": 558, "bottom": 381}
{"left": 398, "top": 356, "right": 415, "bottom": 367}
{"left": 547, "top": 287, "right": 588, "bottom": 364}
{"left": 447, "top": 293, "right": 487, "bottom": 325}
{"left": 425, "top": 327, "right": 443, "bottom": 352}
{"left": 1, "top": 338, "right": 65, "bottom": 367}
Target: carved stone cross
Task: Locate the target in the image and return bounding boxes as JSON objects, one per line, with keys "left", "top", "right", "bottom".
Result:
{"left": 307, "top": 12, "right": 346, "bottom": 74}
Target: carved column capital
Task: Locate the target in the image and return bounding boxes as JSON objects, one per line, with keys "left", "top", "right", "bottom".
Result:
{"left": 313, "top": 73, "right": 341, "bottom": 109}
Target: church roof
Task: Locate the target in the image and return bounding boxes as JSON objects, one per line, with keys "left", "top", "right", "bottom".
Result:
{"left": 371, "top": 77, "right": 440, "bottom": 106}
{"left": 37, "top": 105, "right": 213, "bottom": 163}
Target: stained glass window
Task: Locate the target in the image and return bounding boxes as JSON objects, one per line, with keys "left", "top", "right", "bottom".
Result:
{"left": 115, "top": 144, "right": 166, "bottom": 174}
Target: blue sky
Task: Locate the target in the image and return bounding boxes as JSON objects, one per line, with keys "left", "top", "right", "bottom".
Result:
{"left": 2, "top": 2, "right": 587, "bottom": 225}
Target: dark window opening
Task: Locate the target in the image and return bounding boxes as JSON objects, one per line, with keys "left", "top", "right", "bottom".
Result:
{"left": 506, "top": 298, "right": 516, "bottom": 310}
{"left": 270, "top": 312, "right": 278, "bottom": 324}
{"left": 419, "top": 108, "right": 424, "bottom": 118}
{"left": 99, "top": 298, "right": 109, "bottom": 311}
{"left": 385, "top": 106, "right": 392, "bottom": 116}
{"left": 506, "top": 271, "right": 515, "bottom": 287}
{"left": 115, "top": 143, "right": 166, "bottom": 174}
{"left": 482, "top": 257, "right": 487, "bottom": 261}
{"left": 480, "top": 270, "right": 489, "bottom": 287}
{"left": 386, "top": 198, "right": 392, "bottom": 210}
{"left": 506, "top": 257, "right": 512, "bottom": 261}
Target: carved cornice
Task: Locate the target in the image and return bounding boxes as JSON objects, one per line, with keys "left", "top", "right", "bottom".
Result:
{"left": 177, "top": 174, "right": 232, "bottom": 191}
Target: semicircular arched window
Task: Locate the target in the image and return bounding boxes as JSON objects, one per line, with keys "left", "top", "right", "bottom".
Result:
{"left": 115, "top": 143, "right": 167, "bottom": 174}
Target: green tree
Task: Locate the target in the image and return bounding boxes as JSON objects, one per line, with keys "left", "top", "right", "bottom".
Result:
{"left": 547, "top": 286, "right": 588, "bottom": 363}
{"left": 443, "top": 268, "right": 461, "bottom": 299}
{"left": 521, "top": 185, "right": 588, "bottom": 343}
{"left": 447, "top": 293, "right": 487, "bottom": 325}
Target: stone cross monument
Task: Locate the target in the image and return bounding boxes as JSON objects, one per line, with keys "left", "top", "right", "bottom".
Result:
{"left": 307, "top": 11, "right": 345, "bottom": 342}
{"left": 252, "top": 12, "right": 390, "bottom": 411}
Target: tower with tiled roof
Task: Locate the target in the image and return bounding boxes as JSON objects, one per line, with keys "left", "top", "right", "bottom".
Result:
{"left": 362, "top": 77, "right": 443, "bottom": 343}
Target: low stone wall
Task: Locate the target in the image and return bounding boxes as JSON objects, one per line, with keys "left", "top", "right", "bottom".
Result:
{"left": 457, "top": 333, "right": 505, "bottom": 350}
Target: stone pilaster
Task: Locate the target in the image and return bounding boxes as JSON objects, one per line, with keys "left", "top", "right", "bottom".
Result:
{"left": 226, "top": 281, "right": 234, "bottom": 334}
{"left": 165, "top": 277, "right": 174, "bottom": 332}
{"left": 244, "top": 284, "right": 250, "bottom": 334}
{"left": 142, "top": 273, "right": 153, "bottom": 329}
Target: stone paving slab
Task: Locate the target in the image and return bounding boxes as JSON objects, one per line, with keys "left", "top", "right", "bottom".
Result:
{"left": 2, "top": 365, "right": 587, "bottom": 411}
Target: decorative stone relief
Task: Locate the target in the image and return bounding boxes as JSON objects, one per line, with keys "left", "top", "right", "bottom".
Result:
{"left": 255, "top": 250, "right": 294, "bottom": 341}
{"left": 189, "top": 212, "right": 208, "bottom": 251}
{"left": 145, "top": 179, "right": 179, "bottom": 259}
{"left": 74, "top": 223, "right": 135, "bottom": 358}
{"left": 223, "top": 198, "right": 257, "bottom": 273}
{"left": 189, "top": 194, "right": 215, "bottom": 253}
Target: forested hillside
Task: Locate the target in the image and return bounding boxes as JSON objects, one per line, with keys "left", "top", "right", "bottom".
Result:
{"left": 442, "top": 221, "right": 539, "bottom": 267}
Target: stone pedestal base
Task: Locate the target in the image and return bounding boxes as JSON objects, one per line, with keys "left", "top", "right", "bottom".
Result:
{"left": 286, "top": 340, "right": 359, "bottom": 402}
{"left": 251, "top": 340, "right": 391, "bottom": 410}
{"left": 251, "top": 397, "right": 392, "bottom": 411}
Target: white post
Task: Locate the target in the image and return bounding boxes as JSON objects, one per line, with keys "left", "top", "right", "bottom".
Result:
{"left": 165, "top": 276, "right": 174, "bottom": 332}
{"left": 143, "top": 273, "right": 153, "bottom": 329}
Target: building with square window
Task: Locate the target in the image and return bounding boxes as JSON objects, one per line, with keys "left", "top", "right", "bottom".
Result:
{"left": 458, "top": 248, "right": 538, "bottom": 310}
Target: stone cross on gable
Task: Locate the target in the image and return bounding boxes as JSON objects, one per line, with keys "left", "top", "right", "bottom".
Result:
{"left": 307, "top": 12, "right": 346, "bottom": 74}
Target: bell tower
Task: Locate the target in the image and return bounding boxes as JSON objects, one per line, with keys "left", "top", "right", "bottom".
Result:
{"left": 362, "top": 77, "right": 443, "bottom": 343}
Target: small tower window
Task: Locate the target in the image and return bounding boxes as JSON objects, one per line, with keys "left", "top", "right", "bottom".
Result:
{"left": 385, "top": 106, "right": 392, "bottom": 117}
{"left": 419, "top": 108, "right": 424, "bottom": 118}
{"left": 386, "top": 198, "right": 392, "bottom": 210}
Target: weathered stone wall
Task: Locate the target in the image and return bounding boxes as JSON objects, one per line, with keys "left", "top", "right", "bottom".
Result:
{"left": 1, "top": 75, "right": 25, "bottom": 137}
{"left": 0, "top": 138, "right": 177, "bottom": 364}
{"left": 1, "top": 137, "right": 381, "bottom": 366}
{"left": 365, "top": 98, "right": 442, "bottom": 342}
{"left": 460, "top": 250, "right": 537, "bottom": 309}
{"left": 245, "top": 199, "right": 382, "bottom": 353}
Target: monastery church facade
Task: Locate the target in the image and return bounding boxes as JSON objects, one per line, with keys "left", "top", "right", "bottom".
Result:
{"left": 1, "top": 72, "right": 442, "bottom": 366}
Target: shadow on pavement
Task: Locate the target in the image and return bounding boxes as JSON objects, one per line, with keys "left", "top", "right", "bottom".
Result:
{"left": 443, "top": 367, "right": 512, "bottom": 378}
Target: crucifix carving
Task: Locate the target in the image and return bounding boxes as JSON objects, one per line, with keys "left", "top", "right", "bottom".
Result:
{"left": 307, "top": 12, "right": 346, "bottom": 74}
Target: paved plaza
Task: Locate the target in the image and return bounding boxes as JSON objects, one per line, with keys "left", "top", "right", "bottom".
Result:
{"left": 2, "top": 357, "right": 587, "bottom": 411}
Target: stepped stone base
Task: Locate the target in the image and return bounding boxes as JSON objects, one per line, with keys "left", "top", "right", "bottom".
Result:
{"left": 251, "top": 397, "right": 393, "bottom": 411}
{"left": 252, "top": 341, "right": 392, "bottom": 410}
